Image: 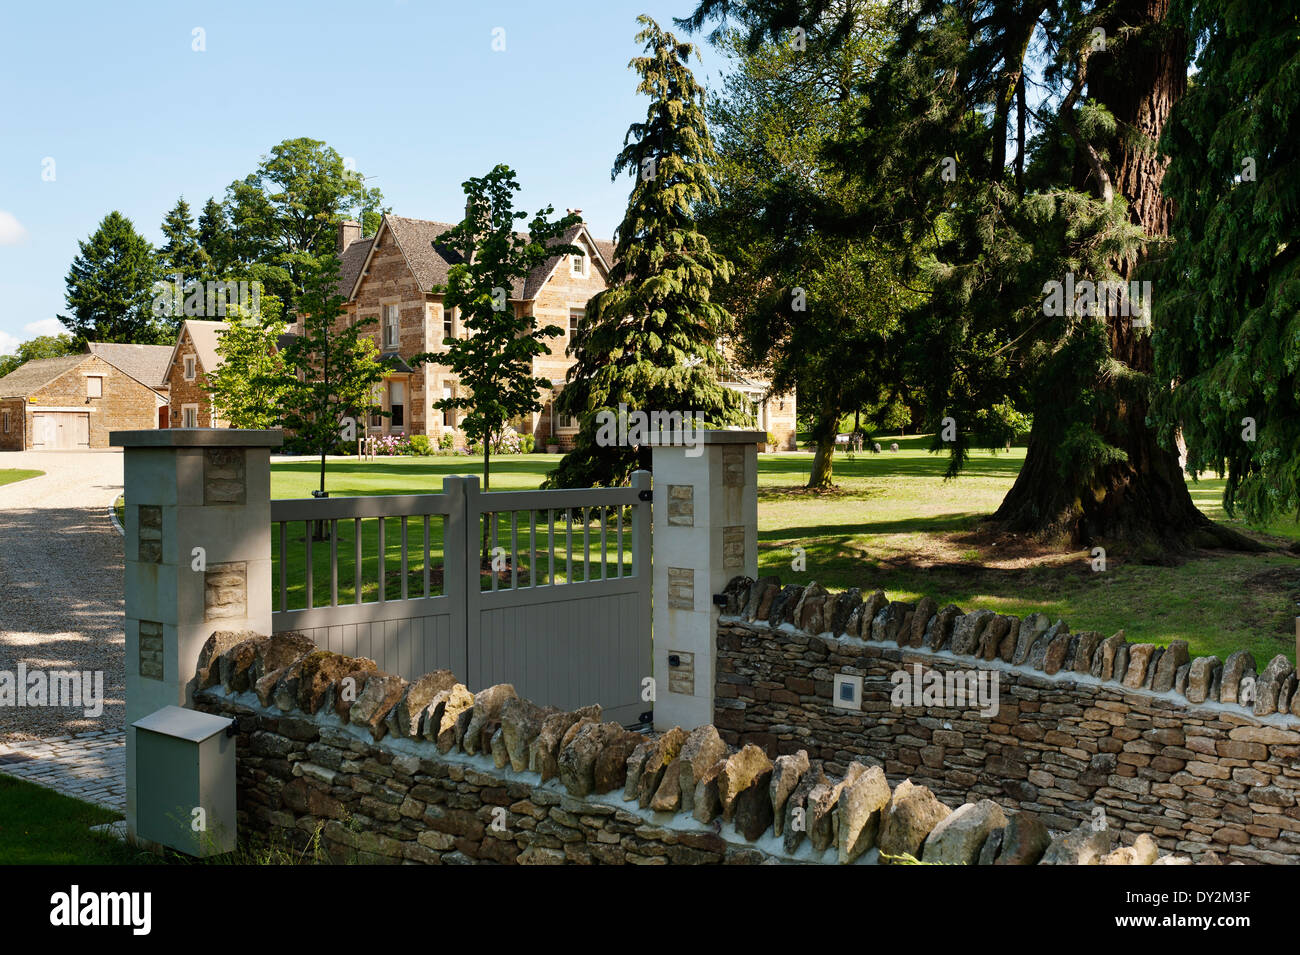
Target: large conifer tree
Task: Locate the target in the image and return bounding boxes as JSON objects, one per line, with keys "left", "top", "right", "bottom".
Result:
{"left": 59, "top": 211, "right": 164, "bottom": 344}
{"left": 1153, "top": 0, "right": 1300, "bottom": 525}
{"left": 685, "top": 0, "right": 1259, "bottom": 556}
{"left": 158, "top": 197, "right": 210, "bottom": 282}
{"left": 547, "top": 15, "right": 751, "bottom": 488}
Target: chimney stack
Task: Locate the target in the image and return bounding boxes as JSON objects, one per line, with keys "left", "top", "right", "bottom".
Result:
{"left": 337, "top": 220, "right": 362, "bottom": 255}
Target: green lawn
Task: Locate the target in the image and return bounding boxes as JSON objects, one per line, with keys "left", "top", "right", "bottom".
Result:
{"left": 270, "top": 443, "right": 1300, "bottom": 663}
{"left": 0, "top": 468, "right": 42, "bottom": 487}
{"left": 0, "top": 776, "right": 146, "bottom": 864}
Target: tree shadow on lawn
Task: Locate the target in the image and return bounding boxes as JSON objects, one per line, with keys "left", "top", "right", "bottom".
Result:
{"left": 759, "top": 460, "right": 1024, "bottom": 486}
{"left": 759, "top": 512, "right": 984, "bottom": 539}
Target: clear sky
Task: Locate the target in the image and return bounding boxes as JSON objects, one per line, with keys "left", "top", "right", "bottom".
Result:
{"left": 0, "top": 0, "right": 725, "bottom": 354}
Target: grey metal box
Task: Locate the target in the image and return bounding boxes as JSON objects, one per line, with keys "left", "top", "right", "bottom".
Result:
{"left": 133, "top": 706, "right": 237, "bottom": 857}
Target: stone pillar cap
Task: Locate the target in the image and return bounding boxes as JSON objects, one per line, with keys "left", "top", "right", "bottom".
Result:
{"left": 653, "top": 429, "right": 767, "bottom": 445}
{"left": 111, "top": 429, "right": 284, "bottom": 449}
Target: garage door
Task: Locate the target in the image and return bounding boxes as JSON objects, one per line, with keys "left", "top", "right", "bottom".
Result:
{"left": 31, "top": 412, "right": 90, "bottom": 449}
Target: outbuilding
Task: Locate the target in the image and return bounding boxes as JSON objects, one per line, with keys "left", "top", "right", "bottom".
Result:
{"left": 0, "top": 343, "right": 171, "bottom": 450}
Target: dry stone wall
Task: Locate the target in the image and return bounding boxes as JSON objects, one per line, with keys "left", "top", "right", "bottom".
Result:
{"left": 715, "top": 575, "right": 1300, "bottom": 864}
{"left": 192, "top": 630, "right": 1195, "bottom": 864}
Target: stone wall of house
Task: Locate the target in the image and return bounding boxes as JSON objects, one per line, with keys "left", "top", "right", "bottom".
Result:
{"left": 168, "top": 329, "right": 221, "bottom": 428}
{"left": 714, "top": 575, "right": 1300, "bottom": 864}
{"left": 0, "top": 398, "right": 24, "bottom": 451}
{"left": 346, "top": 232, "right": 430, "bottom": 440}
{"left": 191, "top": 630, "right": 1203, "bottom": 865}
{"left": 26, "top": 354, "right": 161, "bottom": 448}
{"left": 528, "top": 236, "right": 608, "bottom": 450}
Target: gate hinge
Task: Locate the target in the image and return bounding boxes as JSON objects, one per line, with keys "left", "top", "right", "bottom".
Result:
{"left": 638, "top": 489, "right": 653, "bottom": 502}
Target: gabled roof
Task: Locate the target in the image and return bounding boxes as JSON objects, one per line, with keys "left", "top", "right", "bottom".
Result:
{"left": 337, "top": 234, "right": 375, "bottom": 299}
{"left": 163, "top": 320, "right": 228, "bottom": 382}
{"left": 345, "top": 215, "right": 613, "bottom": 304}
{"left": 87, "top": 342, "right": 173, "bottom": 390}
{"left": 0, "top": 354, "right": 88, "bottom": 398}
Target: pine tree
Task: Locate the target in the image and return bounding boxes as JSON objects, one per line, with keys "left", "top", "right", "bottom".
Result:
{"left": 197, "top": 197, "right": 236, "bottom": 276}
{"left": 684, "top": 0, "right": 1259, "bottom": 555}
{"left": 1154, "top": 0, "right": 1300, "bottom": 524}
{"left": 159, "top": 197, "right": 210, "bottom": 283}
{"left": 548, "top": 15, "right": 751, "bottom": 488}
{"left": 701, "top": 8, "right": 922, "bottom": 489}
{"left": 59, "top": 211, "right": 164, "bottom": 344}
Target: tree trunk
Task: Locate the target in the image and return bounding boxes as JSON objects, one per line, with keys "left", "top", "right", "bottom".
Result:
{"left": 808, "top": 438, "right": 835, "bottom": 489}
{"left": 994, "top": 0, "right": 1263, "bottom": 555}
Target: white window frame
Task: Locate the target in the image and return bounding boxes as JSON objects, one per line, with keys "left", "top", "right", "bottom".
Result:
{"left": 86, "top": 375, "right": 103, "bottom": 398}
{"left": 388, "top": 380, "right": 406, "bottom": 431}
{"left": 553, "top": 390, "right": 578, "bottom": 433}
{"left": 182, "top": 404, "right": 199, "bottom": 428}
{"left": 1, "top": 410, "right": 9, "bottom": 434}
{"left": 570, "top": 252, "right": 586, "bottom": 278}
{"left": 383, "top": 304, "right": 400, "bottom": 350}
{"left": 183, "top": 355, "right": 196, "bottom": 381}
{"left": 441, "top": 384, "right": 455, "bottom": 430}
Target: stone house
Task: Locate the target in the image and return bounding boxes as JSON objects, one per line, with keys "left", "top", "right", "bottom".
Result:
{"left": 0, "top": 342, "right": 171, "bottom": 450}
{"left": 160, "top": 319, "right": 229, "bottom": 429}
{"left": 323, "top": 215, "right": 798, "bottom": 451}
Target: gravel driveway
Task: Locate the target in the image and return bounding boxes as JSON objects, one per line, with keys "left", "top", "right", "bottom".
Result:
{"left": 0, "top": 450, "right": 125, "bottom": 741}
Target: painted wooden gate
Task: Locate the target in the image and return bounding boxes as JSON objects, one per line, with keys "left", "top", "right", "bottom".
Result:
{"left": 270, "top": 472, "right": 652, "bottom": 725}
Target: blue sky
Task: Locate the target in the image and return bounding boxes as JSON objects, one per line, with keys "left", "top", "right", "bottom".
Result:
{"left": 0, "top": 0, "right": 724, "bottom": 354}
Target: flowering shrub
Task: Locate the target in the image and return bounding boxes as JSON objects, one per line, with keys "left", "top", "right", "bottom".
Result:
{"left": 370, "top": 434, "right": 412, "bottom": 456}
{"left": 468, "top": 426, "right": 526, "bottom": 455}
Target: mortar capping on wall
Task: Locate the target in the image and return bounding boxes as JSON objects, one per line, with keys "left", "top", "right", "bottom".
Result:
{"left": 191, "top": 629, "right": 1200, "bottom": 864}
{"left": 720, "top": 575, "right": 1300, "bottom": 725}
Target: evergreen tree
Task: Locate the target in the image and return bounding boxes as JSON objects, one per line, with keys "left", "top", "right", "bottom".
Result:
{"left": 205, "top": 294, "right": 291, "bottom": 430}
{"left": 684, "top": 0, "right": 1258, "bottom": 556}
{"left": 59, "top": 211, "right": 165, "bottom": 344}
{"left": 1154, "top": 0, "right": 1300, "bottom": 523}
{"left": 158, "top": 197, "right": 210, "bottom": 282}
{"left": 702, "top": 6, "right": 922, "bottom": 488}
{"left": 197, "top": 197, "right": 236, "bottom": 277}
{"left": 413, "top": 164, "right": 582, "bottom": 491}
{"left": 548, "top": 15, "right": 751, "bottom": 489}
{"left": 279, "top": 256, "right": 388, "bottom": 495}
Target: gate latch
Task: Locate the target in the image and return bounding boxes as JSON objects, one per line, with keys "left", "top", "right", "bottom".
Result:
{"left": 638, "top": 489, "right": 653, "bottom": 502}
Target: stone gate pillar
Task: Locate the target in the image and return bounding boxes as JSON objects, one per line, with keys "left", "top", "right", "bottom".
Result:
{"left": 112, "top": 428, "right": 281, "bottom": 840}
{"left": 651, "top": 429, "right": 764, "bottom": 731}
